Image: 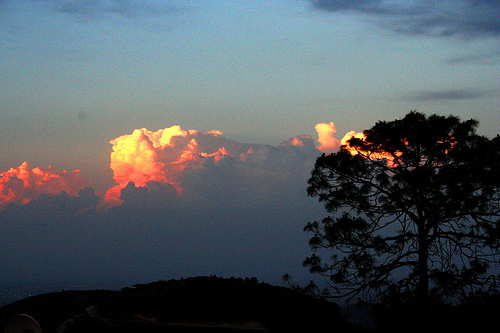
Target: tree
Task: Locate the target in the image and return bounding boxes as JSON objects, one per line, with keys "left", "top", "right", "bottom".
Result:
{"left": 304, "top": 111, "right": 500, "bottom": 307}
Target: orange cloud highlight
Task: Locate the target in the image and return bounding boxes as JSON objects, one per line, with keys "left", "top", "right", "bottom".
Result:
{"left": 340, "top": 131, "right": 401, "bottom": 166}
{"left": 105, "top": 125, "right": 231, "bottom": 205}
{"left": 103, "top": 123, "right": 402, "bottom": 206}
{"left": 0, "top": 162, "right": 86, "bottom": 209}
{"left": 340, "top": 130, "right": 366, "bottom": 155}
{"left": 340, "top": 130, "right": 365, "bottom": 147}
{"left": 290, "top": 137, "right": 305, "bottom": 147}
{"left": 315, "top": 122, "right": 340, "bottom": 153}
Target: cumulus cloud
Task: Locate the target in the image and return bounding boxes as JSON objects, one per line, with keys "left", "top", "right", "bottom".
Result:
{"left": 0, "top": 123, "right": 364, "bottom": 296}
{"left": 315, "top": 122, "right": 340, "bottom": 153}
{"left": 0, "top": 149, "right": 321, "bottom": 289}
{"left": 0, "top": 161, "right": 86, "bottom": 209}
{"left": 310, "top": 0, "right": 500, "bottom": 39}
{"left": 105, "top": 125, "right": 323, "bottom": 205}
{"left": 106, "top": 126, "right": 246, "bottom": 204}
{"left": 1, "top": 123, "right": 361, "bottom": 211}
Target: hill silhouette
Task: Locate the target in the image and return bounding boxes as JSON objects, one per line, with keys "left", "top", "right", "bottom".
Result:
{"left": 0, "top": 276, "right": 354, "bottom": 333}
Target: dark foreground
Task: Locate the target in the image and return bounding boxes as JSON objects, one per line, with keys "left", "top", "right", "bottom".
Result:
{"left": 1, "top": 276, "right": 498, "bottom": 333}
{"left": 0, "top": 276, "right": 355, "bottom": 333}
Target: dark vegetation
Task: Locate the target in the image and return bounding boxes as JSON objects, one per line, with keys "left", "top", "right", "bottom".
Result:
{"left": 2, "top": 276, "right": 500, "bottom": 332}
{"left": 0, "top": 276, "right": 353, "bottom": 333}
{"left": 372, "top": 292, "right": 500, "bottom": 331}
{"left": 305, "top": 112, "right": 499, "bottom": 309}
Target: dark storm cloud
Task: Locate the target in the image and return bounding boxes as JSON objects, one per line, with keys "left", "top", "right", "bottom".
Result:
{"left": 310, "top": 0, "right": 500, "bottom": 39}
{"left": 409, "top": 89, "right": 488, "bottom": 102}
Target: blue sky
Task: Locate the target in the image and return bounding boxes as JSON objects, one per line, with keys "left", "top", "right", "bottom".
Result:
{"left": 0, "top": 0, "right": 499, "bottom": 301}
{"left": 1, "top": 0, "right": 499, "bottom": 186}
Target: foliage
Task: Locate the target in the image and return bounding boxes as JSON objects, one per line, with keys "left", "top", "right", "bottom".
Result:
{"left": 305, "top": 111, "right": 500, "bottom": 304}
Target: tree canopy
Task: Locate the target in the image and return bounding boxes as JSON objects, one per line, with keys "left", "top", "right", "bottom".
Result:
{"left": 305, "top": 111, "right": 500, "bottom": 305}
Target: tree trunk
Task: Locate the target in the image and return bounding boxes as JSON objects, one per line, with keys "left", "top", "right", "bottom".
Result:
{"left": 417, "top": 230, "right": 429, "bottom": 311}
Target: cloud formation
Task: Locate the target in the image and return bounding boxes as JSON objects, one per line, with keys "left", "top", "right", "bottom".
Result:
{"left": 0, "top": 123, "right": 367, "bottom": 295}
{"left": 0, "top": 123, "right": 366, "bottom": 210}
{"left": 314, "top": 122, "right": 340, "bottom": 153}
{"left": 310, "top": 0, "right": 500, "bottom": 39}
{"left": 104, "top": 125, "right": 319, "bottom": 205}
{"left": 409, "top": 89, "right": 488, "bottom": 102}
{"left": 0, "top": 161, "right": 86, "bottom": 209}
{"left": 446, "top": 51, "right": 500, "bottom": 65}
{"left": 0, "top": 0, "right": 178, "bottom": 17}
{"left": 54, "top": 0, "right": 176, "bottom": 17}
{"left": 103, "top": 124, "right": 360, "bottom": 207}
{"left": 0, "top": 140, "right": 322, "bottom": 290}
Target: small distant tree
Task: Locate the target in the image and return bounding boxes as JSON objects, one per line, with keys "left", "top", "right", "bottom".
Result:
{"left": 304, "top": 112, "right": 499, "bottom": 307}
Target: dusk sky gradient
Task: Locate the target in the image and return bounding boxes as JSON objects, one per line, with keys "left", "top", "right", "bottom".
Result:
{"left": 1, "top": 0, "right": 499, "bottom": 185}
{"left": 0, "top": 0, "right": 499, "bottom": 302}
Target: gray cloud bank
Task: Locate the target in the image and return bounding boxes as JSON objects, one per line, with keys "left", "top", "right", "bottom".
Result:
{"left": 409, "top": 89, "right": 489, "bottom": 102}
{"left": 0, "top": 137, "right": 324, "bottom": 302}
{"left": 1, "top": 0, "right": 178, "bottom": 17}
{"left": 310, "top": 0, "right": 500, "bottom": 39}
{"left": 55, "top": 0, "right": 177, "bottom": 17}
{"left": 446, "top": 51, "right": 500, "bottom": 65}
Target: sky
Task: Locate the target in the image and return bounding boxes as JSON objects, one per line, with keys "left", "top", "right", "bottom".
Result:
{"left": 0, "top": 0, "right": 499, "bottom": 302}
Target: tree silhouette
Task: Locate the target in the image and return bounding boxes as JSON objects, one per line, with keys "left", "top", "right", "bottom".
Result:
{"left": 305, "top": 112, "right": 499, "bottom": 308}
